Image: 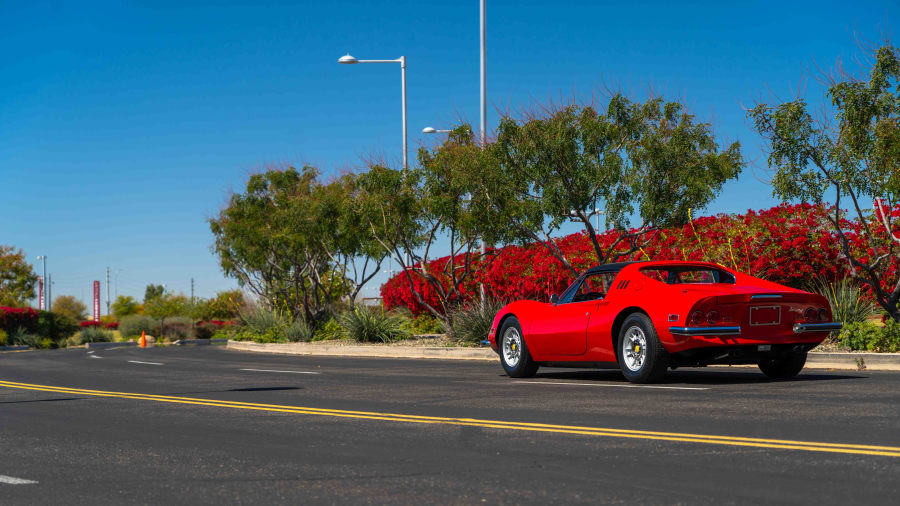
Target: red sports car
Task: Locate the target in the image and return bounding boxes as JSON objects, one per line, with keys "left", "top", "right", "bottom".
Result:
{"left": 487, "top": 261, "right": 842, "bottom": 383}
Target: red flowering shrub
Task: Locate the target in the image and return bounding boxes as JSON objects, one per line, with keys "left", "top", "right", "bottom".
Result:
{"left": 0, "top": 306, "right": 39, "bottom": 334}
{"left": 104, "top": 322, "right": 119, "bottom": 329}
{"left": 80, "top": 320, "right": 103, "bottom": 328}
{"left": 382, "top": 204, "right": 895, "bottom": 314}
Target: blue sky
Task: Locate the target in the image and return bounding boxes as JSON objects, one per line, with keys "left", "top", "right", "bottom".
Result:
{"left": 0, "top": 1, "right": 896, "bottom": 308}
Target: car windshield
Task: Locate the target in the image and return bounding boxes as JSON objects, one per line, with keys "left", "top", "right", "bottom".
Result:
{"left": 640, "top": 266, "right": 735, "bottom": 284}
{"left": 558, "top": 270, "right": 620, "bottom": 303}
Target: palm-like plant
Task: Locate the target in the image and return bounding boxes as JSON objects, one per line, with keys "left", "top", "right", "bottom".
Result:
{"left": 811, "top": 278, "right": 877, "bottom": 324}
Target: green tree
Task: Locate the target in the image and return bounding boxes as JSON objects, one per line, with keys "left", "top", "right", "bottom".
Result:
{"left": 748, "top": 42, "right": 900, "bottom": 320}
{"left": 210, "top": 167, "right": 384, "bottom": 323}
{"left": 356, "top": 128, "right": 503, "bottom": 323}
{"left": 480, "top": 95, "right": 743, "bottom": 275}
{"left": 52, "top": 295, "right": 88, "bottom": 324}
{"left": 0, "top": 245, "right": 38, "bottom": 307}
{"left": 144, "top": 284, "right": 164, "bottom": 303}
{"left": 144, "top": 292, "right": 190, "bottom": 335}
{"left": 111, "top": 295, "right": 140, "bottom": 320}
{"left": 191, "top": 290, "right": 245, "bottom": 321}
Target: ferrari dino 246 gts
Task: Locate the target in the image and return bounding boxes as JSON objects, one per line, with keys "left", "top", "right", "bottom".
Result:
{"left": 487, "top": 261, "right": 842, "bottom": 383}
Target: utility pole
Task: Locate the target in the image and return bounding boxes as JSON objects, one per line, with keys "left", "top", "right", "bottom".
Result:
{"left": 191, "top": 278, "right": 195, "bottom": 304}
{"left": 47, "top": 273, "right": 52, "bottom": 312}
{"left": 106, "top": 267, "right": 111, "bottom": 316}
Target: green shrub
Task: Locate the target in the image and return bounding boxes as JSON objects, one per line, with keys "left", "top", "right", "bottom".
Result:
{"left": 282, "top": 318, "right": 313, "bottom": 342}
{"left": 78, "top": 326, "right": 113, "bottom": 344}
{"left": 811, "top": 278, "right": 877, "bottom": 324}
{"left": 312, "top": 318, "right": 347, "bottom": 341}
{"left": 230, "top": 327, "right": 283, "bottom": 343}
{"left": 162, "top": 316, "right": 193, "bottom": 340}
{"left": 9, "top": 327, "right": 43, "bottom": 348}
{"left": 0, "top": 329, "right": 6, "bottom": 346}
{"left": 195, "top": 322, "right": 219, "bottom": 340}
{"left": 241, "top": 306, "right": 286, "bottom": 334}
{"left": 119, "top": 315, "right": 158, "bottom": 338}
{"left": 36, "top": 311, "right": 79, "bottom": 341}
{"left": 839, "top": 321, "right": 900, "bottom": 352}
{"left": 448, "top": 297, "right": 507, "bottom": 344}
{"left": 409, "top": 313, "right": 444, "bottom": 335}
{"left": 339, "top": 305, "right": 411, "bottom": 343}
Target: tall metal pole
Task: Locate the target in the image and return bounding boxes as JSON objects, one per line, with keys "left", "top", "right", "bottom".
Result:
{"left": 106, "top": 267, "right": 111, "bottom": 316}
{"left": 479, "top": 0, "right": 487, "bottom": 304}
{"left": 400, "top": 55, "right": 408, "bottom": 170}
{"left": 47, "top": 273, "right": 52, "bottom": 312}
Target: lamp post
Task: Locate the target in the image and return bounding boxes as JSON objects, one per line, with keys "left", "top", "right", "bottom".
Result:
{"left": 422, "top": 126, "right": 451, "bottom": 134}
{"left": 36, "top": 256, "right": 47, "bottom": 310}
{"left": 338, "top": 53, "right": 408, "bottom": 170}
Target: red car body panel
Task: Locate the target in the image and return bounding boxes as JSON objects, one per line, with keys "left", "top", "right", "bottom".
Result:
{"left": 488, "top": 261, "right": 835, "bottom": 365}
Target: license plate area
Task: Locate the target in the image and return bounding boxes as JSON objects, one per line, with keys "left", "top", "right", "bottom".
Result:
{"left": 749, "top": 306, "right": 781, "bottom": 326}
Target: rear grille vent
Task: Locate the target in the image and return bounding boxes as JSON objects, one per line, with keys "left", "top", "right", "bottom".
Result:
{"left": 616, "top": 280, "right": 630, "bottom": 290}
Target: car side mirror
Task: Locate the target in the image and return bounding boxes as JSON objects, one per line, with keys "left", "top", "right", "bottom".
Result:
{"left": 550, "top": 294, "right": 559, "bottom": 304}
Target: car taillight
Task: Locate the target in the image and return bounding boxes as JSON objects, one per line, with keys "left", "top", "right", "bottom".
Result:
{"left": 690, "top": 310, "right": 704, "bottom": 325}
{"left": 706, "top": 310, "right": 719, "bottom": 324}
{"left": 805, "top": 307, "right": 818, "bottom": 322}
{"left": 818, "top": 308, "right": 829, "bottom": 321}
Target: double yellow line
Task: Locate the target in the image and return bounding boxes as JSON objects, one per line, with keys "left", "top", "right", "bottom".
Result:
{"left": 2, "top": 379, "right": 898, "bottom": 458}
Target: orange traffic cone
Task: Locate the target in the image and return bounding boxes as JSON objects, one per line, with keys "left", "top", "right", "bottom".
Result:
{"left": 140, "top": 331, "right": 147, "bottom": 348}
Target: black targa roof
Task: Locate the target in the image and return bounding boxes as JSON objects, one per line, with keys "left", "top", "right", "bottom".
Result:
{"left": 584, "top": 261, "right": 639, "bottom": 275}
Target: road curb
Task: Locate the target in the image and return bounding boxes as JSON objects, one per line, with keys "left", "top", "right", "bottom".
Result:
{"left": 0, "top": 345, "right": 30, "bottom": 352}
{"left": 225, "top": 341, "right": 900, "bottom": 370}
{"left": 173, "top": 338, "right": 228, "bottom": 346}
{"left": 226, "top": 341, "right": 496, "bottom": 361}
{"left": 805, "top": 352, "right": 900, "bottom": 371}
{"left": 85, "top": 341, "right": 138, "bottom": 350}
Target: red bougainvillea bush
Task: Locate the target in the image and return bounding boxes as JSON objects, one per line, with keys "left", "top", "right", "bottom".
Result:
{"left": 382, "top": 203, "right": 897, "bottom": 315}
{"left": 0, "top": 306, "right": 39, "bottom": 334}
{"left": 80, "top": 320, "right": 103, "bottom": 328}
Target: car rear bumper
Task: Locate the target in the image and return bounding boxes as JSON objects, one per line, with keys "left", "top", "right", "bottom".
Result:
{"left": 669, "top": 322, "right": 842, "bottom": 337}
{"left": 792, "top": 322, "right": 843, "bottom": 333}
{"left": 669, "top": 326, "right": 742, "bottom": 336}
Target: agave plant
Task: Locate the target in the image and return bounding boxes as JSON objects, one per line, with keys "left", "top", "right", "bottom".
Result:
{"left": 811, "top": 278, "right": 877, "bottom": 325}
{"left": 448, "top": 296, "right": 507, "bottom": 344}
{"left": 339, "top": 305, "right": 411, "bottom": 343}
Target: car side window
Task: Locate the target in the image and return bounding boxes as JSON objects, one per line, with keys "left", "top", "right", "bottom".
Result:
{"left": 571, "top": 272, "right": 617, "bottom": 303}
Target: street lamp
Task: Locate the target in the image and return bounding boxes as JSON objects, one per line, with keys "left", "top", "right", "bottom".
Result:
{"left": 338, "top": 53, "right": 408, "bottom": 169}
{"left": 422, "top": 126, "right": 451, "bottom": 134}
{"left": 36, "top": 256, "right": 47, "bottom": 311}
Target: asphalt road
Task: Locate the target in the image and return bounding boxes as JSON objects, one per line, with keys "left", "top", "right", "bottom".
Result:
{"left": 1, "top": 346, "right": 898, "bottom": 505}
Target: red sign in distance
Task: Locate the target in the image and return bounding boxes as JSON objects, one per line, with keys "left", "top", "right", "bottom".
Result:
{"left": 93, "top": 281, "right": 100, "bottom": 322}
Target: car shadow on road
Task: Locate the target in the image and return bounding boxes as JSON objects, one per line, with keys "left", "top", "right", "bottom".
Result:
{"left": 227, "top": 386, "right": 303, "bottom": 392}
{"left": 0, "top": 397, "right": 81, "bottom": 404}
{"left": 533, "top": 369, "right": 865, "bottom": 385}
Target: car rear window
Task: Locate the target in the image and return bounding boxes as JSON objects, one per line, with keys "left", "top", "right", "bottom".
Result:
{"left": 640, "top": 266, "right": 735, "bottom": 284}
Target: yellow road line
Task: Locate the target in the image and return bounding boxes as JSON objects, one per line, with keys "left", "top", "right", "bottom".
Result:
{"left": 1, "top": 379, "right": 898, "bottom": 457}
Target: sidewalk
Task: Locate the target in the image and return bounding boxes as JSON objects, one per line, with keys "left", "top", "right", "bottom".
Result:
{"left": 225, "top": 341, "right": 900, "bottom": 371}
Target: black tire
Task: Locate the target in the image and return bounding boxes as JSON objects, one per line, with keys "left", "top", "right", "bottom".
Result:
{"left": 757, "top": 352, "right": 807, "bottom": 380}
{"left": 498, "top": 317, "right": 539, "bottom": 378}
{"left": 616, "top": 313, "right": 669, "bottom": 383}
